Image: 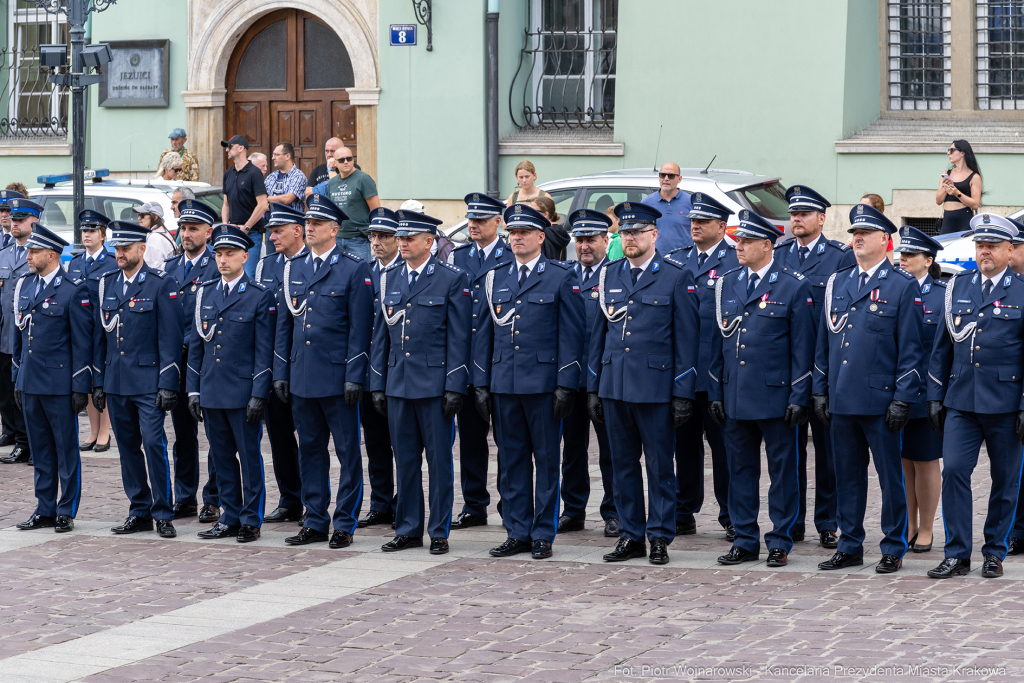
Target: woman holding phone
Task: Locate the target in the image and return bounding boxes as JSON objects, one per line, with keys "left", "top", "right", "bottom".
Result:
{"left": 935, "top": 140, "right": 982, "bottom": 235}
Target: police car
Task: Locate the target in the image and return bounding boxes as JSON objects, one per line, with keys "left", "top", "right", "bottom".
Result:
{"left": 925, "top": 206, "right": 1024, "bottom": 277}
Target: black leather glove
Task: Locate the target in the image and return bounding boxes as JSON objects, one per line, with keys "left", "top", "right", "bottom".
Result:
{"left": 885, "top": 400, "right": 911, "bottom": 434}
{"left": 1016, "top": 411, "right": 1024, "bottom": 444}
{"left": 156, "top": 388, "right": 178, "bottom": 412}
{"left": 371, "top": 391, "right": 387, "bottom": 416}
{"left": 708, "top": 400, "right": 726, "bottom": 425}
{"left": 441, "top": 391, "right": 464, "bottom": 419}
{"left": 474, "top": 386, "right": 492, "bottom": 421}
{"left": 246, "top": 396, "right": 267, "bottom": 425}
{"left": 188, "top": 394, "right": 203, "bottom": 422}
{"left": 71, "top": 392, "right": 89, "bottom": 415}
{"left": 587, "top": 392, "right": 603, "bottom": 424}
{"left": 811, "top": 393, "right": 830, "bottom": 427}
{"left": 671, "top": 397, "right": 694, "bottom": 428}
{"left": 552, "top": 386, "right": 575, "bottom": 420}
{"left": 92, "top": 387, "right": 106, "bottom": 412}
{"left": 784, "top": 403, "right": 808, "bottom": 429}
{"left": 273, "top": 379, "right": 290, "bottom": 404}
{"left": 14, "top": 389, "right": 22, "bottom": 412}
{"left": 927, "top": 400, "right": 946, "bottom": 435}
{"left": 343, "top": 381, "right": 363, "bottom": 407}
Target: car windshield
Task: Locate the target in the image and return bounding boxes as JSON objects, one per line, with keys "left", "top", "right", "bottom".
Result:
{"left": 727, "top": 182, "right": 790, "bottom": 221}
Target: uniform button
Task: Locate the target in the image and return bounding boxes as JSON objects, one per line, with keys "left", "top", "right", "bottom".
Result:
{"left": 309, "top": 291, "right": 314, "bottom": 296}
{"left": 845, "top": 342, "right": 849, "bottom": 347}
{"left": 217, "top": 331, "right": 222, "bottom": 335}
{"left": 851, "top": 306, "right": 856, "bottom": 312}
{"left": 406, "top": 319, "right": 411, "bottom": 324}
{"left": 740, "top": 360, "right": 745, "bottom": 365}
{"left": 120, "top": 351, "right": 124, "bottom": 356}
{"left": 516, "top": 300, "right": 522, "bottom": 305}
{"left": 514, "top": 346, "right": 519, "bottom": 350}
{"left": 514, "top": 331, "right": 519, "bottom": 335}
{"left": 741, "top": 328, "right": 746, "bottom": 333}
{"left": 472, "top": 328, "right": 477, "bottom": 333}
{"left": 307, "top": 324, "right": 311, "bottom": 329}
{"left": 472, "top": 314, "right": 477, "bottom": 318}
{"left": 474, "top": 299, "right": 479, "bottom": 304}
{"left": 627, "top": 316, "right": 633, "bottom": 321}
{"left": 625, "top": 348, "right": 630, "bottom": 352}
{"left": 516, "top": 315, "right": 520, "bottom": 319}
{"left": 306, "top": 341, "right": 310, "bottom": 345}
{"left": 976, "top": 346, "right": 981, "bottom": 351}
{"left": 406, "top": 352, "right": 411, "bottom": 357}
{"left": 626, "top": 332, "right": 631, "bottom": 336}
{"left": 216, "top": 345, "right": 221, "bottom": 349}
{"left": 219, "top": 317, "right": 223, "bottom": 322}
{"left": 976, "top": 363, "right": 981, "bottom": 367}
{"left": 216, "top": 359, "right": 220, "bottom": 363}
{"left": 119, "top": 309, "right": 123, "bottom": 313}
{"left": 843, "top": 360, "right": 847, "bottom": 364}
{"left": 743, "top": 312, "right": 749, "bottom": 317}
{"left": 979, "top": 312, "right": 985, "bottom": 317}
{"left": 740, "top": 345, "right": 745, "bottom": 349}
{"left": 119, "top": 337, "right": 124, "bottom": 342}
{"left": 404, "top": 336, "right": 410, "bottom": 341}
{"left": 28, "top": 350, "right": 31, "bottom": 354}
{"left": 407, "top": 304, "right": 411, "bottom": 308}
{"left": 628, "top": 300, "right": 634, "bottom": 305}
{"left": 475, "top": 285, "right": 480, "bottom": 289}
{"left": 847, "top": 324, "right": 853, "bottom": 329}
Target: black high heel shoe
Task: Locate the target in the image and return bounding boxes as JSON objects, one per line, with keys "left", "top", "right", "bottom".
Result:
{"left": 93, "top": 439, "right": 111, "bottom": 453}
{"left": 80, "top": 440, "right": 96, "bottom": 452}
{"left": 912, "top": 533, "right": 932, "bottom": 553}
{"left": 908, "top": 532, "right": 918, "bottom": 550}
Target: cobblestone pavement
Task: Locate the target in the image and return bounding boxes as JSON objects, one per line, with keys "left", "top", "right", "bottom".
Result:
{"left": 0, "top": 414, "right": 1019, "bottom": 682}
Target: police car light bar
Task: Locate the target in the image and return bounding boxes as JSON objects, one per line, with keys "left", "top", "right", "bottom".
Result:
{"left": 37, "top": 168, "right": 110, "bottom": 189}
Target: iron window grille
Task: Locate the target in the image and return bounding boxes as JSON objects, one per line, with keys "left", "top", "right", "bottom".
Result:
{"left": 509, "top": 0, "right": 617, "bottom": 130}
{"left": 1, "top": 1, "right": 69, "bottom": 141}
{"left": 888, "top": 0, "right": 951, "bottom": 110}
{"left": 977, "top": 1, "right": 1024, "bottom": 109}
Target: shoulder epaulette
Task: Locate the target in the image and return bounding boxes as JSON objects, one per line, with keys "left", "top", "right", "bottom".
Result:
{"left": 343, "top": 251, "right": 363, "bottom": 262}
{"left": 150, "top": 270, "right": 165, "bottom": 278}
{"left": 99, "top": 268, "right": 118, "bottom": 279}
{"left": 775, "top": 238, "right": 795, "bottom": 250}
{"left": 438, "top": 260, "right": 463, "bottom": 274}
{"left": 381, "top": 261, "right": 403, "bottom": 274}
{"left": 783, "top": 269, "right": 805, "bottom": 281}
{"left": 931, "top": 278, "right": 948, "bottom": 287}
{"left": 605, "top": 256, "right": 627, "bottom": 267}
{"left": 663, "top": 253, "right": 686, "bottom": 269}
{"left": 451, "top": 242, "right": 473, "bottom": 253}
{"left": 835, "top": 263, "right": 857, "bottom": 275}
{"left": 545, "top": 259, "right": 572, "bottom": 270}
{"left": 69, "top": 277, "right": 84, "bottom": 286}
{"left": 198, "top": 278, "right": 219, "bottom": 288}
{"left": 247, "top": 281, "right": 268, "bottom": 291}
{"left": 830, "top": 240, "right": 851, "bottom": 251}
{"left": 893, "top": 267, "right": 915, "bottom": 280}
{"left": 287, "top": 251, "right": 306, "bottom": 262}
{"left": 720, "top": 266, "right": 744, "bottom": 278}
{"left": 666, "top": 246, "right": 691, "bottom": 257}
{"left": 164, "top": 254, "right": 180, "bottom": 263}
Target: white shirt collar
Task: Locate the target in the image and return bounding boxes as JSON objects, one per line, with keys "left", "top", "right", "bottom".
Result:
{"left": 797, "top": 234, "right": 824, "bottom": 253}
{"left": 311, "top": 244, "right": 335, "bottom": 262}
{"left": 39, "top": 267, "right": 59, "bottom": 287}
{"left": 917, "top": 274, "right": 928, "bottom": 287}
{"left": 515, "top": 253, "right": 543, "bottom": 277}
{"left": 85, "top": 246, "right": 105, "bottom": 259}
{"left": 627, "top": 252, "right": 656, "bottom": 274}
{"left": 187, "top": 250, "right": 206, "bottom": 267}
{"left": 983, "top": 267, "right": 1009, "bottom": 288}
{"left": 747, "top": 258, "right": 774, "bottom": 282}
{"left": 698, "top": 239, "right": 727, "bottom": 258}
{"left": 407, "top": 258, "right": 430, "bottom": 282}
{"left": 383, "top": 253, "right": 401, "bottom": 269}
{"left": 122, "top": 268, "right": 141, "bottom": 285}
{"left": 221, "top": 273, "right": 244, "bottom": 294}
{"left": 478, "top": 236, "right": 500, "bottom": 259}
{"left": 856, "top": 258, "right": 885, "bottom": 280}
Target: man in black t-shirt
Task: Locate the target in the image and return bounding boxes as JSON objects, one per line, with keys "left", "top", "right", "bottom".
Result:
{"left": 307, "top": 136, "right": 343, "bottom": 188}
{"left": 221, "top": 134, "right": 269, "bottom": 276}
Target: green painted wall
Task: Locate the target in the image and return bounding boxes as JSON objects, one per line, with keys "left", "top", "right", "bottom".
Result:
{"left": 842, "top": 0, "right": 880, "bottom": 139}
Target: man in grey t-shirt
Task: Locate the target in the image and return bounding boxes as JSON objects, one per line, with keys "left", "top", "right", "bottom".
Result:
{"left": 305, "top": 147, "right": 379, "bottom": 261}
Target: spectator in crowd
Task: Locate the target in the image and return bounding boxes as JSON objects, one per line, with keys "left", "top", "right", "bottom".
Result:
{"left": 936, "top": 139, "right": 982, "bottom": 235}
{"left": 169, "top": 186, "right": 195, "bottom": 220}
{"left": 532, "top": 196, "right": 570, "bottom": 260}
{"left": 861, "top": 193, "right": 894, "bottom": 263}
{"left": 265, "top": 142, "right": 307, "bottom": 213}
{"left": 249, "top": 153, "right": 269, "bottom": 177}
{"left": 643, "top": 162, "right": 693, "bottom": 252}
{"left": 5, "top": 182, "right": 28, "bottom": 197}
{"left": 134, "top": 202, "right": 178, "bottom": 269}
{"left": 154, "top": 152, "right": 184, "bottom": 182}
{"left": 304, "top": 146, "right": 378, "bottom": 260}
{"left": 604, "top": 205, "right": 623, "bottom": 260}
{"left": 221, "top": 135, "right": 269, "bottom": 276}
{"left": 307, "top": 137, "right": 343, "bottom": 188}
{"left": 505, "top": 160, "right": 550, "bottom": 206}
{"left": 158, "top": 128, "right": 199, "bottom": 182}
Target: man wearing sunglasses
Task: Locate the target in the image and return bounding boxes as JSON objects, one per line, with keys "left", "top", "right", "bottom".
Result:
{"left": 642, "top": 162, "right": 694, "bottom": 254}
{"left": 304, "top": 147, "right": 380, "bottom": 262}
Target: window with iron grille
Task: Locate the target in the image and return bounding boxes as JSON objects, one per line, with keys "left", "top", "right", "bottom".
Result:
{"left": 977, "top": 1, "right": 1024, "bottom": 109}
{"left": 509, "top": 0, "right": 617, "bottom": 130}
{"left": 888, "top": 0, "right": 951, "bottom": 110}
{"left": 1, "top": 1, "right": 69, "bottom": 141}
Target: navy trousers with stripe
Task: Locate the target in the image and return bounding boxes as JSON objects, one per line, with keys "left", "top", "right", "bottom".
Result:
{"left": 387, "top": 396, "right": 454, "bottom": 539}
{"left": 291, "top": 395, "right": 363, "bottom": 535}
{"left": 724, "top": 417, "right": 799, "bottom": 554}
{"left": 492, "top": 393, "right": 561, "bottom": 543}
{"left": 108, "top": 393, "right": 174, "bottom": 521}
{"left": 456, "top": 401, "right": 493, "bottom": 517}
{"left": 203, "top": 407, "right": 266, "bottom": 528}
{"left": 23, "top": 393, "right": 81, "bottom": 518}
{"left": 832, "top": 414, "right": 908, "bottom": 558}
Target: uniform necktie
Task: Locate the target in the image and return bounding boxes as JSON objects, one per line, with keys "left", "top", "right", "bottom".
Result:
{"left": 478, "top": 250, "right": 484, "bottom": 268}
{"left": 15, "top": 246, "right": 24, "bottom": 262}
{"left": 33, "top": 278, "right": 41, "bottom": 298}
{"left": 858, "top": 271, "right": 868, "bottom": 292}
{"left": 519, "top": 264, "right": 530, "bottom": 285}
{"left": 222, "top": 282, "right": 229, "bottom": 300}
{"left": 313, "top": 257, "right": 323, "bottom": 273}
{"left": 798, "top": 246, "right": 809, "bottom": 265}
{"left": 2, "top": 233, "right": 11, "bottom": 248}
{"left": 631, "top": 267, "right": 641, "bottom": 286}
{"left": 747, "top": 273, "right": 759, "bottom": 297}
{"left": 409, "top": 270, "right": 419, "bottom": 288}
{"left": 123, "top": 276, "right": 130, "bottom": 297}
{"left": 697, "top": 252, "right": 708, "bottom": 270}
{"left": 183, "top": 259, "right": 193, "bottom": 283}
{"left": 85, "top": 256, "right": 94, "bottom": 275}
{"left": 583, "top": 266, "right": 593, "bottom": 285}
{"left": 983, "top": 279, "right": 993, "bottom": 300}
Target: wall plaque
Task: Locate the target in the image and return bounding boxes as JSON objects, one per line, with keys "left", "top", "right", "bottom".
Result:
{"left": 98, "top": 39, "right": 170, "bottom": 108}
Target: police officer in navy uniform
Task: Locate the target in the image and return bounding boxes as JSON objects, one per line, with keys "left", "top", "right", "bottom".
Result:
{"left": 359, "top": 206, "right": 402, "bottom": 529}
{"left": 188, "top": 225, "right": 275, "bottom": 543}
{"left": 474, "top": 203, "right": 584, "bottom": 560}
{"left": 12, "top": 223, "right": 92, "bottom": 533}
{"left": 589, "top": 202, "right": 699, "bottom": 566}
{"left": 448, "top": 192, "right": 513, "bottom": 529}
{"left": 274, "top": 194, "right": 373, "bottom": 548}
{"left": 0, "top": 190, "right": 24, "bottom": 250}
{"left": 777, "top": 185, "right": 855, "bottom": 549}
{"left": 813, "top": 204, "right": 922, "bottom": 574}
{"left": 162, "top": 199, "right": 222, "bottom": 523}
{"left": 93, "top": 221, "right": 185, "bottom": 538}
{"left": 709, "top": 210, "right": 814, "bottom": 568}
{"left": 0, "top": 190, "right": 25, "bottom": 450}
{"left": 927, "top": 213, "right": 1024, "bottom": 579}
{"left": 893, "top": 225, "right": 946, "bottom": 555}
{"left": 0, "top": 198, "right": 41, "bottom": 464}
{"left": 560, "top": 209, "right": 617, "bottom": 537}
{"left": 370, "top": 210, "right": 471, "bottom": 554}
{"left": 673, "top": 192, "right": 737, "bottom": 540}
{"left": 254, "top": 203, "right": 308, "bottom": 524}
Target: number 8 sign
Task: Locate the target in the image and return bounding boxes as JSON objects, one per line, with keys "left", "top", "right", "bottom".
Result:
{"left": 390, "top": 24, "right": 417, "bottom": 46}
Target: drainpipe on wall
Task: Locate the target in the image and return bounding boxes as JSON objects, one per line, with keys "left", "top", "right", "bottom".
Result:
{"left": 486, "top": 0, "right": 499, "bottom": 198}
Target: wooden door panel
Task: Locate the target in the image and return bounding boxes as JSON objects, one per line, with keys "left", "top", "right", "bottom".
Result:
{"left": 331, "top": 101, "right": 357, "bottom": 159}
{"left": 271, "top": 101, "right": 322, "bottom": 179}
{"left": 231, "top": 102, "right": 263, "bottom": 151}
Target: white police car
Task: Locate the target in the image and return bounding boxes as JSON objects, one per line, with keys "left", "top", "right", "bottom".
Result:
{"left": 928, "top": 207, "right": 1024, "bottom": 277}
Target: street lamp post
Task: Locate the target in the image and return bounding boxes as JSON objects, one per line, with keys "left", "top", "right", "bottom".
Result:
{"left": 37, "top": 0, "right": 116, "bottom": 255}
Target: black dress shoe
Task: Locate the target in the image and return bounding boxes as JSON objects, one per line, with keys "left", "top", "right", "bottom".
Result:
{"left": 156, "top": 520, "right": 177, "bottom": 538}
{"left": 649, "top": 538, "right": 669, "bottom": 565}
{"left": 556, "top": 515, "right": 584, "bottom": 533}
{"left": 80, "top": 439, "right": 96, "bottom": 452}
{"left": 198, "top": 504, "right": 221, "bottom": 524}
{"left": 928, "top": 557, "right": 971, "bottom": 579}
{"left": 603, "top": 518, "right": 619, "bottom": 537}
{"left": 818, "top": 551, "right": 863, "bottom": 570}
{"left": 92, "top": 440, "right": 111, "bottom": 453}
{"left": 357, "top": 509, "right": 395, "bottom": 528}
{"left": 0, "top": 433, "right": 15, "bottom": 447}
{"left": 875, "top": 554, "right": 902, "bottom": 573}
{"left": 237, "top": 525, "right": 261, "bottom": 543}
{"left": 1008, "top": 537, "right": 1024, "bottom": 556}
{"left": 0, "top": 446, "right": 30, "bottom": 464}
{"left": 329, "top": 531, "right": 353, "bottom": 549}
{"left": 264, "top": 507, "right": 303, "bottom": 523}
{"left": 819, "top": 530, "right": 838, "bottom": 549}
{"left": 982, "top": 554, "right": 1003, "bottom": 578}
{"left": 724, "top": 523, "right": 736, "bottom": 542}
{"left": 26, "top": 455, "right": 33, "bottom": 466}
{"left": 173, "top": 503, "right": 198, "bottom": 519}
{"left": 297, "top": 512, "right": 307, "bottom": 527}
{"left": 717, "top": 546, "right": 759, "bottom": 565}
{"left": 111, "top": 516, "right": 154, "bottom": 534}
{"left": 382, "top": 535, "right": 423, "bottom": 552}
{"left": 676, "top": 521, "right": 696, "bottom": 536}
{"left": 603, "top": 537, "right": 646, "bottom": 562}
{"left": 489, "top": 537, "right": 532, "bottom": 557}
{"left": 766, "top": 548, "right": 788, "bottom": 567}
{"left": 197, "top": 522, "right": 240, "bottom": 539}
{"left": 286, "top": 527, "right": 328, "bottom": 545}
{"left": 54, "top": 515, "right": 74, "bottom": 533}
{"left": 16, "top": 514, "right": 55, "bottom": 530}
{"left": 532, "top": 540, "right": 553, "bottom": 559}
{"left": 430, "top": 537, "right": 449, "bottom": 555}
{"left": 451, "top": 512, "right": 487, "bottom": 529}
{"left": 791, "top": 530, "right": 806, "bottom": 543}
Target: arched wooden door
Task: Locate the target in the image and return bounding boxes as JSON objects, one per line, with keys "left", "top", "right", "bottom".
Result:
{"left": 225, "top": 10, "right": 357, "bottom": 177}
